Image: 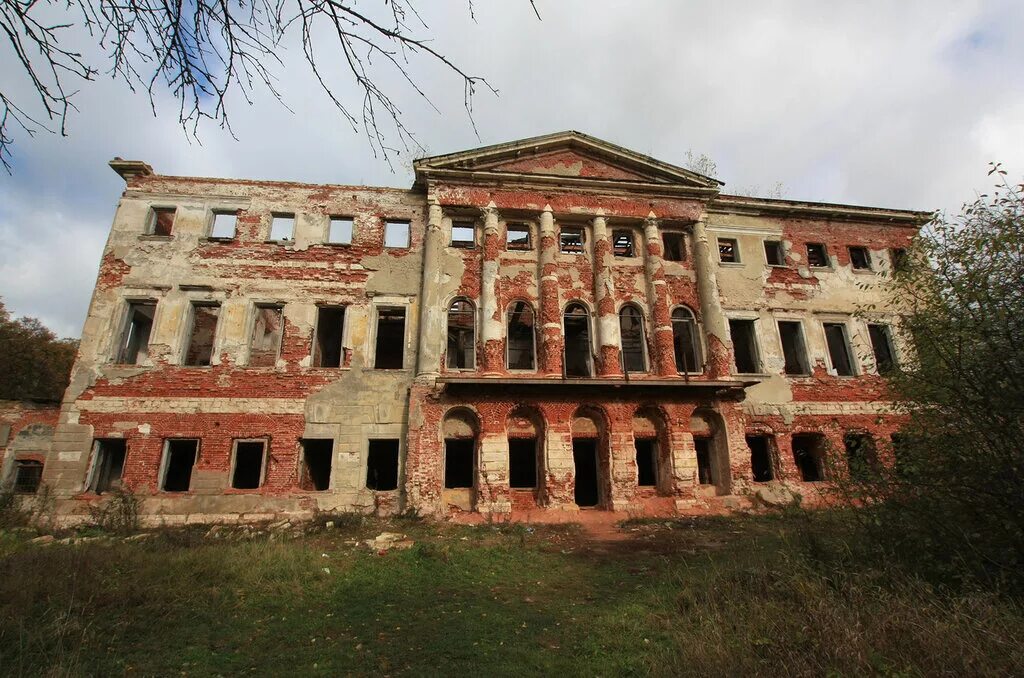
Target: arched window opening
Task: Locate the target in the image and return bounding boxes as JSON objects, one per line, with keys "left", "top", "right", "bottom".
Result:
{"left": 506, "top": 301, "right": 536, "bottom": 370}
{"left": 619, "top": 305, "right": 647, "bottom": 373}
{"left": 564, "top": 304, "right": 593, "bottom": 377}
{"left": 672, "top": 307, "right": 702, "bottom": 374}
{"left": 446, "top": 299, "right": 476, "bottom": 369}
{"left": 442, "top": 408, "right": 479, "bottom": 512}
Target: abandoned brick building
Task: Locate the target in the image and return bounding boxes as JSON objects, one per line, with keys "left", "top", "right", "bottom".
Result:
{"left": 2, "top": 131, "right": 931, "bottom": 522}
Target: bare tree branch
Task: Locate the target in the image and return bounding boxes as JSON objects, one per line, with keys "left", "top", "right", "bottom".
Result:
{"left": 0, "top": 0, "right": 526, "bottom": 173}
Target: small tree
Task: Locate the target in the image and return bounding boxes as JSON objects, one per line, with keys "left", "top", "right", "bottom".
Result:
{"left": 848, "top": 165, "right": 1024, "bottom": 586}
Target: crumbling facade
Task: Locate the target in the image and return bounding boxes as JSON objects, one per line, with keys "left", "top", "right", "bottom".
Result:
{"left": 11, "top": 132, "right": 929, "bottom": 523}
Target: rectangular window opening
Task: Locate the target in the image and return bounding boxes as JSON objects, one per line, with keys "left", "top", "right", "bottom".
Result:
{"left": 249, "top": 305, "right": 283, "bottom": 367}
{"left": 269, "top": 213, "right": 295, "bottom": 242}
{"left": 89, "top": 439, "right": 127, "bottom": 494}
{"left": 210, "top": 211, "right": 238, "bottom": 239}
{"left": 14, "top": 460, "right": 43, "bottom": 494}
{"left": 506, "top": 224, "right": 531, "bottom": 250}
{"left": 450, "top": 222, "right": 476, "bottom": 249}
{"left": 313, "top": 306, "right": 345, "bottom": 368}
{"left": 807, "top": 243, "right": 829, "bottom": 267}
{"left": 148, "top": 207, "right": 176, "bottom": 236}
{"left": 384, "top": 220, "right": 410, "bottom": 248}
{"left": 778, "top": 320, "right": 810, "bottom": 376}
{"left": 868, "top": 323, "right": 897, "bottom": 373}
{"left": 718, "top": 238, "right": 739, "bottom": 263}
{"left": 328, "top": 217, "right": 354, "bottom": 245}
{"left": 729, "top": 318, "right": 761, "bottom": 374}
{"left": 366, "top": 439, "right": 400, "bottom": 491}
{"left": 792, "top": 433, "right": 826, "bottom": 482}
{"left": 764, "top": 240, "right": 785, "bottom": 266}
{"left": 560, "top": 228, "right": 585, "bottom": 254}
{"left": 891, "top": 248, "right": 908, "bottom": 272}
{"left": 823, "top": 322, "right": 855, "bottom": 376}
{"left": 849, "top": 246, "right": 871, "bottom": 270}
{"left": 231, "top": 440, "right": 266, "bottom": 489}
{"left": 161, "top": 439, "right": 198, "bottom": 492}
{"left": 663, "top": 232, "right": 686, "bottom": 262}
{"left": 612, "top": 229, "right": 635, "bottom": 257}
{"left": 508, "top": 438, "right": 537, "bottom": 489}
{"left": 747, "top": 435, "right": 774, "bottom": 482}
{"left": 117, "top": 301, "right": 156, "bottom": 365}
{"left": 444, "top": 438, "right": 475, "bottom": 489}
{"left": 845, "top": 433, "right": 879, "bottom": 481}
{"left": 301, "top": 439, "right": 333, "bottom": 491}
{"left": 373, "top": 307, "right": 406, "bottom": 369}
{"left": 635, "top": 439, "right": 658, "bottom": 487}
{"left": 694, "top": 437, "right": 713, "bottom": 485}
{"left": 184, "top": 303, "right": 220, "bottom": 366}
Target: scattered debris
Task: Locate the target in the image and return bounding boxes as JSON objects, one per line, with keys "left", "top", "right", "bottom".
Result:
{"left": 364, "top": 532, "right": 414, "bottom": 553}
{"left": 30, "top": 535, "right": 54, "bottom": 545}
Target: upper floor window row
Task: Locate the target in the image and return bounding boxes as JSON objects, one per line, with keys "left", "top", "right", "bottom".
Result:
{"left": 719, "top": 237, "right": 905, "bottom": 272}
{"left": 142, "top": 207, "right": 409, "bottom": 249}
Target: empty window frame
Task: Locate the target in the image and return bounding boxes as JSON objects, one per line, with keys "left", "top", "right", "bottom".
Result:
{"left": 612, "top": 229, "right": 635, "bottom": 257}
{"left": 248, "top": 305, "right": 283, "bottom": 367}
{"left": 450, "top": 222, "right": 476, "bottom": 249}
{"left": 822, "top": 322, "right": 855, "bottom": 376}
{"left": 635, "top": 439, "right": 657, "bottom": 487}
{"left": 890, "top": 248, "right": 908, "bottom": 272}
{"left": 619, "top": 305, "right": 647, "bottom": 373}
{"left": 446, "top": 299, "right": 476, "bottom": 369}
{"left": 160, "top": 439, "right": 198, "bottom": 492}
{"left": 663, "top": 232, "right": 686, "bottom": 262}
{"left": 844, "top": 433, "right": 879, "bottom": 481}
{"left": 764, "top": 240, "right": 785, "bottom": 266}
{"left": 672, "top": 307, "right": 702, "bottom": 373}
{"left": 806, "top": 242, "right": 829, "bottom": 267}
{"left": 747, "top": 435, "right": 774, "bottom": 482}
{"left": 116, "top": 300, "right": 156, "bottom": 365}
{"left": 147, "top": 207, "right": 176, "bottom": 236}
{"left": 868, "top": 323, "right": 897, "bottom": 373}
{"left": 560, "top": 227, "right": 585, "bottom": 254}
{"left": 718, "top": 238, "right": 739, "bottom": 263}
{"left": 301, "top": 439, "right": 333, "bottom": 491}
{"left": 366, "top": 439, "right": 400, "bottom": 491}
{"left": 506, "top": 301, "right": 536, "bottom": 370}
{"left": 563, "top": 303, "right": 593, "bottom": 377}
{"left": 313, "top": 306, "right": 345, "bottom": 368}
{"left": 328, "top": 217, "right": 354, "bottom": 245}
{"left": 849, "top": 246, "right": 871, "bottom": 270}
{"left": 373, "top": 307, "right": 406, "bottom": 369}
{"left": 88, "top": 439, "right": 127, "bottom": 494}
{"left": 777, "top": 320, "right": 811, "bottom": 376}
{"left": 792, "top": 433, "right": 826, "bottom": 482}
{"left": 269, "top": 213, "right": 295, "bottom": 241}
{"left": 384, "top": 220, "right": 410, "bottom": 248}
{"left": 444, "top": 439, "right": 475, "bottom": 488}
{"left": 508, "top": 438, "right": 537, "bottom": 489}
{"left": 13, "top": 460, "right": 43, "bottom": 494}
{"left": 184, "top": 303, "right": 220, "bottom": 366}
{"left": 729, "top": 319, "right": 761, "bottom": 374}
{"left": 210, "top": 210, "right": 238, "bottom": 239}
{"left": 231, "top": 440, "right": 267, "bottom": 489}
{"left": 506, "top": 223, "right": 532, "bottom": 250}
{"left": 694, "top": 437, "right": 714, "bottom": 485}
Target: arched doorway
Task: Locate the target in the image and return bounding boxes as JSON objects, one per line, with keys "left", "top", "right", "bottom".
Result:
{"left": 442, "top": 408, "right": 479, "bottom": 511}
{"left": 691, "top": 408, "right": 731, "bottom": 495}
{"left": 507, "top": 406, "right": 545, "bottom": 507}
{"left": 571, "top": 407, "right": 608, "bottom": 508}
{"left": 633, "top": 406, "right": 669, "bottom": 493}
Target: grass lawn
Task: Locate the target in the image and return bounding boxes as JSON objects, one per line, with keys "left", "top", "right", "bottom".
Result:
{"left": 1, "top": 513, "right": 1022, "bottom": 676}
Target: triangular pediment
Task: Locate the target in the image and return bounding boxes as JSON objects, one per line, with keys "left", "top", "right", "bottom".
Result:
{"left": 414, "top": 131, "right": 722, "bottom": 190}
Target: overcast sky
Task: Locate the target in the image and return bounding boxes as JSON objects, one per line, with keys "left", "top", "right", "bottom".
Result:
{"left": 1, "top": 1, "right": 1022, "bottom": 338}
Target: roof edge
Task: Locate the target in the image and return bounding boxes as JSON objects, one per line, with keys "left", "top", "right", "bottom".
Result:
{"left": 711, "top": 193, "right": 934, "bottom": 225}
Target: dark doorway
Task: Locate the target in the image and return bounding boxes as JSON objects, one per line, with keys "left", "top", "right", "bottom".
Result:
{"left": 301, "top": 439, "right": 334, "bottom": 491}
{"left": 162, "top": 439, "right": 198, "bottom": 492}
{"left": 366, "top": 439, "right": 399, "bottom": 491}
{"left": 792, "top": 433, "right": 826, "bottom": 481}
{"left": 508, "top": 438, "right": 538, "bottom": 489}
{"left": 694, "top": 437, "right": 713, "bottom": 485}
{"left": 444, "top": 439, "right": 475, "bottom": 488}
{"left": 635, "top": 439, "right": 657, "bottom": 487}
{"left": 572, "top": 439, "right": 599, "bottom": 507}
{"left": 747, "top": 435, "right": 774, "bottom": 482}
{"left": 231, "top": 441, "right": 266, "bottom": 489}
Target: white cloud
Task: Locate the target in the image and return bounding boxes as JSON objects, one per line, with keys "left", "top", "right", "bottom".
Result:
{"left": 1, "top": 0, "right": 1022, "bottom": 336}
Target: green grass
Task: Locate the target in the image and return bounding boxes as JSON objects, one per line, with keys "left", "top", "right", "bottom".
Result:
{"left": 1, "top": 514, "right": 1022, "bottom": 676}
